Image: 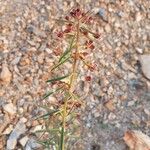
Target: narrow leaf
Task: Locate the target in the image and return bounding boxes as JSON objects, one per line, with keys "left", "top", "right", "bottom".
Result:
{"left": 37, "top": 140, "right": 49, "bottom": 147}
{"left": 59, "top": 35, "right": 75, "bottom": 62}
{"left": 51, "top": 56, "right": 70, "bottom": 71}
{"left": 42, "top": 87, "right": 63, "bottom": 100}
{"left": 36, "top": 128, "right": 60, "bottom": 133}
{"left": 37, "top": 140, "right": 55, "bottom": 147}
{"left": 35, "top": 109, "right": 59, "bottom": 120}
{"left": 59, "top": 48, "right": 70, "bottom": 63}
{"left": 47, "top": 74, "right": 69, "bottom": 83}
{"left": 43, "top": 91, "right": 54, "bottom": 99}
{"left": 51, "top": 35, "right": 75, "bottom": 71}
{"left": 40, "top": 105, "right": 52, "bottom": 111}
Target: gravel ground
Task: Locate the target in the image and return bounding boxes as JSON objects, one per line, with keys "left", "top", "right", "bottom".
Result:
{"left": 0, "top": 0, "right": 150, "bottom": 150}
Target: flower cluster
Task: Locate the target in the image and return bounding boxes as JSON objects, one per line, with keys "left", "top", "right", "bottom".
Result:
{"left": 55, "top": 8, "right": 101, "bottom": 83}
{"left": 56, "top": 8, "right": 101, "bottom": 41}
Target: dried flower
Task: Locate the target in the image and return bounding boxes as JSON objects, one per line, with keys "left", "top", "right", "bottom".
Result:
{"left": 83, "top": 31, "right": 88, "bottom": 36}
{"left": 75, "top": 8, "right": 81, "bottom": 18}
{"left": 70, "top": 10, "right": 76, "bottom": 17}
{"left": 53, "top": 47, "right": 62, "bottom": 56}
{"left": 64, "top": 28, "right": 71, "bottom": 33}
{"left": 85, "top": 40, "right": 95, "bottom": 50}
{"left": 86, "top": 16, "right": 93, "bottom": 24}
{"left": 85, "top": 76, "right": 91, "bottom": 81}
{"left": 88, "top": 63, "right": 97, "bottom": 71}
{"left": 94, "top": 33, "right": 100, "bottom": 39}
{"left": 75, "top": 102, "right": 81, "bottom": 108}
{"left": 64, "top": 24, "right": 73, "bottom": 33}
{"left": 70, "top": 8, "right": 82, "bottom": 19}
{"left": 89, "top": 44, "right": 95, "bottom": 50}
{"left": 65, "top": 16, "right": 69, "bottom": 20}
{"left": 81, "top": 52, "right": 88, "bottom": 56}
{"left": 57, "top": 31, "right": 63, "bottom": 38}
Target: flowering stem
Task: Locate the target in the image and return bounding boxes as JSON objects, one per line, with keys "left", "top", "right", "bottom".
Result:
{"left": 61, "top": 20, "right": 80, "bottom": 150}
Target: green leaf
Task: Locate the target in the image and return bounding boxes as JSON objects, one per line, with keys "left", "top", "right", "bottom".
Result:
{"left": 59, "top": 35, "right": 75, "bottom": 62}
{"left": 47, "top": 74, "right": 69, "bottom": 83}
{"left": 35, "top": 109, "right": 59, "bottom": 120}
{"left": 42, "top": 87, "right": 62, "bottom": 100}
{"left": 58, "top": 48, "right": 70, "bottom": 63}
{"left": 37, "top": 140, "right": 49, "bottom": 147}
{"left": 36, "top": 128, "right": 60, "bottom": 133}
{"left": 51, "top": 35, "right": 75, "bottom": 71}
{"left": 40, "top": 105, "right": 52, "bottom": 111}
{"left": 37, "top": 140, "right": 55, "bottom": 148}
{"left": 51, "top": 56, "right": 70, "bottom": 71}
{"left": 43, "top": 91, "right": 54, "bottom": 99}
